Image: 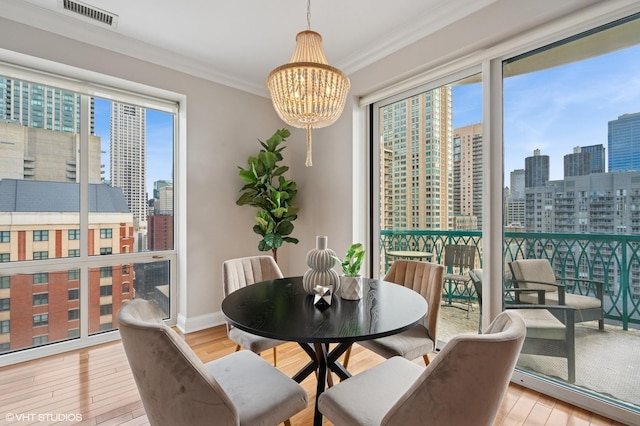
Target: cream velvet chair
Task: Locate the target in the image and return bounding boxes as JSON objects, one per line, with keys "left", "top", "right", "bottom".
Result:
{"left": 509, "top": 258, "right": 604, "bottom": 330}
{"left": 117, "top": 299, "right": 307, "bottom": 426}
{"left": 222, "top": 256, "right": 286, "bottom": 365}
{"left": 344, "top": 260, "right": 444, "bottom": 368}
{"left": 318, "top": 311, "right": 526, "bottom": 426}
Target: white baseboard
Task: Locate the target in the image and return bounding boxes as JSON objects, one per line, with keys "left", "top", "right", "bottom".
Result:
{"left": 176, "top": 310, "right": 226, "bottom": 334}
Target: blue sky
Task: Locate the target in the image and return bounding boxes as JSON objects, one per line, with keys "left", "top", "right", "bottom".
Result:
{"left": 453, "top": 44, "right": 640, "bottom": 184}
{"left": 94, "top": 99, "right": 174, "bottom": 197}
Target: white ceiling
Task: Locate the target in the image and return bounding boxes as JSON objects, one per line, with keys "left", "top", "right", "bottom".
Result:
{"left": 1, "top": 0, "right": 502, "bottom": 96}
{"left": 0, "top": 0, "right": 602, "bottom": 97}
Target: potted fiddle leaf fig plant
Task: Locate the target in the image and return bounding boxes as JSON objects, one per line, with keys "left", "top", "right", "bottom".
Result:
{"left": 236, "top": 128, "right": 299, "bottom": 263}
{"left": 333, "top": 243, "right": 366, "bottom": 300}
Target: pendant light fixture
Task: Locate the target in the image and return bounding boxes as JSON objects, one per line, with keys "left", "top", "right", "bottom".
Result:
{"left": 267, "top": 0, "right": 351, "bottom": 167}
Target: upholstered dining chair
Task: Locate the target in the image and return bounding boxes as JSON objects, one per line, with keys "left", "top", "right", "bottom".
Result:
{"left": 344, "top": 260, "right": 444, "bottom": 369}
{"left": 117, "top": 299, "right": 308, "bottom": 426}
{"left": 509, "top": 258, "right": 604, "bottom": 330}
{"left": 222, "top": 255, "right": 286, "bottom": 365}
{"left": 318, "top": 310, "right": 526, "bottom": 426}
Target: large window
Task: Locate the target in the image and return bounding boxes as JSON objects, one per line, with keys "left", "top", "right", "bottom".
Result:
{"left": 373, "top": 71, "right": 483, "bottom": 344}
{"left": 0, "top": 64, "right": 178, "bottom": 363}
{"left": 502, "top": 13, "right": 640, "bottom": 412}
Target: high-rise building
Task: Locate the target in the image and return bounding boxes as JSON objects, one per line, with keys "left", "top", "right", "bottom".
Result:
{"left": 110, "top": 103, "right": 147, "bottom": 230}
{"left": 506, "top": 169, "right": 526, "bottom": 227}
{"left": 523, "top": 171, "right": 640, "bottom": 299}
{"left": 0, "top": 77, "right": 94, "bottom": 134}
{"left": 453, "top": 123, "right": 482, "bottom": 229}
{"left": 525, "top": 149, "right": 549, "bottom": 188}
{"left": 582, "top": 144, "right": 605, "bottom": 174}
{"left": 380, "top": 146, "right": 394, "bottom": 230}
{"left": 564, "top": 146, "right": 592, "bottom": 177}
{"left": 0, "top": 122, "right": 102, "bottom": 183}
{"left": 608, "top": 112, "right": 640, "bottom": 172}
{"left": 148, "top": 215, "right": 174, "bottom": 251}
{"left": 153, "top": 179, "right": 173, "bottom": 200}
{"left": 510, "top": 169, "right": 525, "bottom": 199}
{"left": 380, "top": 87, "right": 452, "bottom": 230}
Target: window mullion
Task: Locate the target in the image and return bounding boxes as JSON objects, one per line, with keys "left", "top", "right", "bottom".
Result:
{"left": 79, "top": 94, "right": 90, "bottom": 339}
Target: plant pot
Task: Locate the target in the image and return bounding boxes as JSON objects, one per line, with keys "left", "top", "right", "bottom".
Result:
{"left": 339, "top": 275, "right": 363, "bottom": 300}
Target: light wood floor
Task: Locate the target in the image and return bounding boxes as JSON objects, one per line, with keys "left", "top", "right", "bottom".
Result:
{"left": 0, "top": 325, "right": 627, "bottom": 426}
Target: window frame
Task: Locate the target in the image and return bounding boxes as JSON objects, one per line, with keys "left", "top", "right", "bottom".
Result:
{"left": 68, "top": 309, "right": 79, "bottom": 321}
{"left": 0, "top": 58, "right": 181, "bottom": 368}
{"left": 33, "top": 314, "right": 49, "bottom": 327}
{"left": 33, "top": 293, "right": 48, "bottom": 306}
{"left": 33, "top": 230, "right": 49, "bottom": 242}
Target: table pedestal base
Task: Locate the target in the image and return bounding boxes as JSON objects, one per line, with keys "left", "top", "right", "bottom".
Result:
{"left": 293, "top": 342, "right": 352, "bottom": 426}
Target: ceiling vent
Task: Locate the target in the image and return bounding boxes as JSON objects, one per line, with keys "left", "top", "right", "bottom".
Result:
{"left": 58, "top": 0, "right": 118, "bottom": 27}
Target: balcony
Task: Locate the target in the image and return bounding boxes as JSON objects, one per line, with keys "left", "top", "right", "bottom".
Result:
{"left": 381, "top": 229, "right": 640, "bottom": 410}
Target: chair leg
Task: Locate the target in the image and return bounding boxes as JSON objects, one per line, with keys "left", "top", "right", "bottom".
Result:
{"left": 423, "top": 354, "right": 431, "bottom": 366}
{"left": 342, "top": 346, "right": 352, "bottom": 369}
{"left": 284, "top": 420, "right": 292, "bottom": 426}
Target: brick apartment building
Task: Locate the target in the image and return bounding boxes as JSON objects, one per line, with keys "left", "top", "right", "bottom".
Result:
{"left": 0, "top": 179, "right": 134, "bottom": 353}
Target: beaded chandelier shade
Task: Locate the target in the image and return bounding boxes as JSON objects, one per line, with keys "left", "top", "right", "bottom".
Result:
{"left": 267, "top": 3, "right": 350, "bottom": 167}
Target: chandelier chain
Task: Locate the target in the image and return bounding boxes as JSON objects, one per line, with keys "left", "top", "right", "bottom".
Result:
{"left": 307, "top": 0, "right": 311, "bottom": 30}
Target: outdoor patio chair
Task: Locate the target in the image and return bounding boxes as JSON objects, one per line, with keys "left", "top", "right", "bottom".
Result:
{"left": 318, "top": 311, "right": 525, "bottom": 426}
{"left": 468, "top": 268, "right": 483, "bottom": 333}
{"left": 509, "top": 258, "right": 604, "bottom": 330}
{"left": 117, "top": 299, "right": 308, "bottom": 426}
{"left": 223, "top": 255, "right": 286, "bottom": 365}
{"left": 504, "top": 288, "right": 576, "bottom": 383}
{"left": 442, "top": 244, "right": 476, "bottom": 316}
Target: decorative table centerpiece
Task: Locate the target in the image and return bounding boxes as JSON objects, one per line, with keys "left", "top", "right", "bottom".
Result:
{"left": 302, "top": 236, "right": 339, "bottom": 295}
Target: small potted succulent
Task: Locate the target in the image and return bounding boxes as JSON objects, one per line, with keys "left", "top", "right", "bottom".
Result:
{"left": 333, "top": 243, "right": 366, "bottom": 300}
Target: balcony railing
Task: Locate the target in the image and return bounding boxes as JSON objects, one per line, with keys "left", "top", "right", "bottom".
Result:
{"left": 380, "top": 230, "right": 640, "bottom": 330}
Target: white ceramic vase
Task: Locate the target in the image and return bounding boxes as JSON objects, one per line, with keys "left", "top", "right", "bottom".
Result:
{"left": 302, "top": 236, "right": 339, "bottom": 295}
{"left": 339, "top": 275, "right": 364, "bottom": 300}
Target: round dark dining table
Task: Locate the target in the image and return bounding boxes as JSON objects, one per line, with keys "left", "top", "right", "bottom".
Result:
{"left": 221, "top": 276, "right": 428, "bottom": 426}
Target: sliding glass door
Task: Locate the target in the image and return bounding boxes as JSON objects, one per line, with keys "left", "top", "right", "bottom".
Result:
{"left": 372, "top": 70, "right": 483, "bottom": 344}
{"left": 503, "top": 13, "right": 640, "bottom": 413}
{"left": 369, "top": 10, "right": 640, "bottom": 421}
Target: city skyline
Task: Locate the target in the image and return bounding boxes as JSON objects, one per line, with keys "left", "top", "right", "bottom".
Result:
{"left": 92, "top": 42, "right": 640, "bottom": 198}
{"left": 453, "top": 44, "right": 640, "bottom": 185}
{"left": 94, "top": 98, "right": 174, "bottom": 199}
